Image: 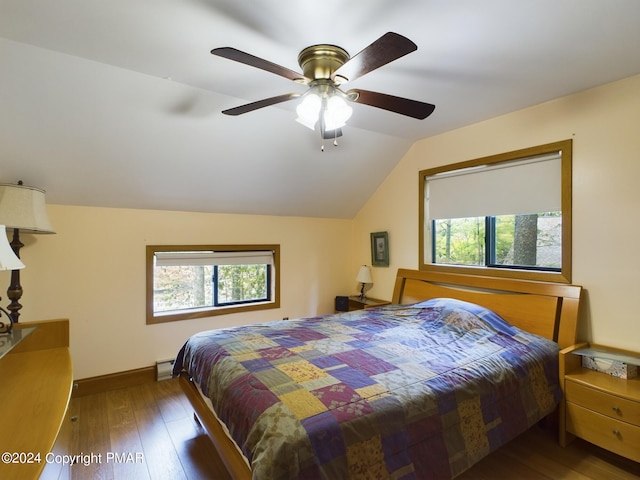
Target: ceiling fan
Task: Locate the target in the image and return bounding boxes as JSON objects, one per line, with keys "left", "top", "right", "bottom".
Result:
{"left": 212, "top": 32, "right": 435, "bottom": 148}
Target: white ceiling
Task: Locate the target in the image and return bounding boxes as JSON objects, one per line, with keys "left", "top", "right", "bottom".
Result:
{"left": 1, "top": 0, "right": 639, "bottom": 218}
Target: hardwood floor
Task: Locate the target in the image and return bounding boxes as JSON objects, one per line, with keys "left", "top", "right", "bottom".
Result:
{"left": 69, "top": 379, "right": 227, "bottom": 480}
{"left": 68, "top": 379, "right": 640, "bottom": 479}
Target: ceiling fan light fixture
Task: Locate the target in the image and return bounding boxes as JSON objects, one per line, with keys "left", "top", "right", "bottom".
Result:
{"left": 296, "top": 85, "right": 353, "bottom": 133}
{"left": 323, "top": 95, "right": 352, "bottom": 131}
{"left": 296, "top": 92, "right": 321, "bottom": 130}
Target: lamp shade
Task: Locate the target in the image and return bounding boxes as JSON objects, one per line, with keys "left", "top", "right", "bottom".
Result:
{"left": 324, "top": 95, "right": 353, "bottom": 130}
{"left": 356, "top": 265, "right": 373, "bottom": 284}
{"left": 296, "top": 93, "right": 322, "bottom": 130}
{"left": 0, "top": 225, "right": 25, "bottom": 271}
{"left": 0, "top": 183, "right": 55, "bottom": 234}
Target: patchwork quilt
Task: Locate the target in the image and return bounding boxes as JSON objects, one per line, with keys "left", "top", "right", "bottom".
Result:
{"left": 173, "top": 298, "right": 561, "bottom": 479}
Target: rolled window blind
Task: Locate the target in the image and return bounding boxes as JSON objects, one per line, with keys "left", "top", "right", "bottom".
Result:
{"left": 155, "top": 250, "right": 274, "bottom": 267}
{"left": 425, "top": 152, "right": 561, "bottom": 220}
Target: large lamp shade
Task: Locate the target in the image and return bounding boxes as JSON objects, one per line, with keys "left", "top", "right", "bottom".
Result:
{"left": 0, "top": 183, "right": 55, "bottom": 233}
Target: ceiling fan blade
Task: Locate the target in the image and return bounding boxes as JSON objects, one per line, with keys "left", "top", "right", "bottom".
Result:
{"left": 212, "top": 47, "right": 309, "bottom": 83}
{"left": 222, "top": 93, "right": 301, "bottom": 116}
{"left": 348, "top": 89, "right": 435, "bottom": 120}
{"left": 334, "top": 32, "right": 417, "bottom": 83}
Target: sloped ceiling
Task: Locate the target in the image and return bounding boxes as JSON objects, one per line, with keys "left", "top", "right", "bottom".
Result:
{"left": 1, "top": 0, "right": 639, "bottom": 218}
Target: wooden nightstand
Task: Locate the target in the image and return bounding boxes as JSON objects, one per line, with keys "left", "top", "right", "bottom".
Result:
{"left": 343, "top": 296, "right": 390, "bottom": 312}
{"left": 559, "top": 343, "right": 640, "bottom": 462}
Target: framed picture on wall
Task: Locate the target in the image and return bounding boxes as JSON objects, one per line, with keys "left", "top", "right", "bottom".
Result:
{"left": 370, "top": 231, "right": 389, "bottom": 267}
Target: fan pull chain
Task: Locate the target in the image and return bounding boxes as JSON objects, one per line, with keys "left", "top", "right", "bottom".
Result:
{"left": 320, "top": 132, "right": 340, "bottom": 151}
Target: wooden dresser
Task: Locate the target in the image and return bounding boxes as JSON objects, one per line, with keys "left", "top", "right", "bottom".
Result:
{"left": 559, "top": 343, "right": 640, "bottom": 462}
{"left": 0, "top": 319, "right": 73, "bottom": 480}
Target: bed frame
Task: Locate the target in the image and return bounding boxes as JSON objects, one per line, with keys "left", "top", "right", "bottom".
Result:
{"left": 179, "top": 268, "right": 582, "bottom": 479}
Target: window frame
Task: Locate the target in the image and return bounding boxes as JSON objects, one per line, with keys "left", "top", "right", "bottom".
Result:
{"left": 146, "top": 244, "right": 280, "bottom": 324}
{"left": 419, "top": 140, "right": 572, "bottom": 283}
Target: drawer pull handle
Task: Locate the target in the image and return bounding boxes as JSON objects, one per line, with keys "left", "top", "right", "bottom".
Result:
{"left": 612, "top": 406, "right": 621, "bottom": 414}
{"left": 612, "top": 429, "right": 620, "bottom": 438}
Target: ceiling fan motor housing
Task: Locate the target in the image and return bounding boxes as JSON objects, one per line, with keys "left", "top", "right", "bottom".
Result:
{"left": 298, "top": 45, "right": 350, "bottom": 82}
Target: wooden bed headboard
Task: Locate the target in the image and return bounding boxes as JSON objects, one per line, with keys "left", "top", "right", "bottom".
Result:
{"left": 392, "top": 269, "right": 582, "bottom": 348}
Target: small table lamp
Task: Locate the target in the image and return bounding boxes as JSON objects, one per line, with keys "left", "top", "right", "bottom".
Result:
{"left": 356, "top": 265, "right": 373, "bottom": 300}
{"left": 0, "top": 182, "right": 55, "bottom": 324}
{"left": 0, "top": 225, "right": 26, "bottom": 334}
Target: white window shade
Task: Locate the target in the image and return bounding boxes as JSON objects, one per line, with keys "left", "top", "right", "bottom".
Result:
{"left": 155, "top": 250, "right": 274, "bottom": 267}
{"left": 426, "top": 152, "right": 561, "bottom": 220}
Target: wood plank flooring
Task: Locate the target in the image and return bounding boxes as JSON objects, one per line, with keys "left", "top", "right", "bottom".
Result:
{"left": 67, "top": 379, "right": 640, "bottom": 479}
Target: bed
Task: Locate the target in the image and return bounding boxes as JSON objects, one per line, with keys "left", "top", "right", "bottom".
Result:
{"left": 173, "top": 268, "right": 582, "bottom": 479}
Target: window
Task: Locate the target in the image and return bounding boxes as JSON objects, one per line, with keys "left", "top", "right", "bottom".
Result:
{"left": 146, "top": 245, "right": 280, "bottom": 324}
{"left": 432, "top": 213, "right": 562, "bottom": 270}
{"left": 419, "top": 140, "right": 572, "bottom": 282}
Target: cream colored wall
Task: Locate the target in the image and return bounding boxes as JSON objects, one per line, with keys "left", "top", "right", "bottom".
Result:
{"left": 354, "top": 74, "right": 640, "bottom": 352}
{"left": 0, "top": 206, "right": 353, "bottom": 379}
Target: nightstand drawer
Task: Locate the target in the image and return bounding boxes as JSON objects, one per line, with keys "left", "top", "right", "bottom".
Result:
{"left": 566, "top": 380, "right": 640, "bottom": 425}
{"left": 566, "top": 402, "right": 640, "bottom": 462}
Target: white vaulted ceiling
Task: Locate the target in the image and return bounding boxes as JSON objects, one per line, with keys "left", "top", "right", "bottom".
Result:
{"left": 1, "top": 0, "right": 639, "bottom": 218}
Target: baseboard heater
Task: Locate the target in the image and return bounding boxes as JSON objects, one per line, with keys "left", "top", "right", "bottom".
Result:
{"left": 156, "top": 358, "right": 175, "bottom": 382}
